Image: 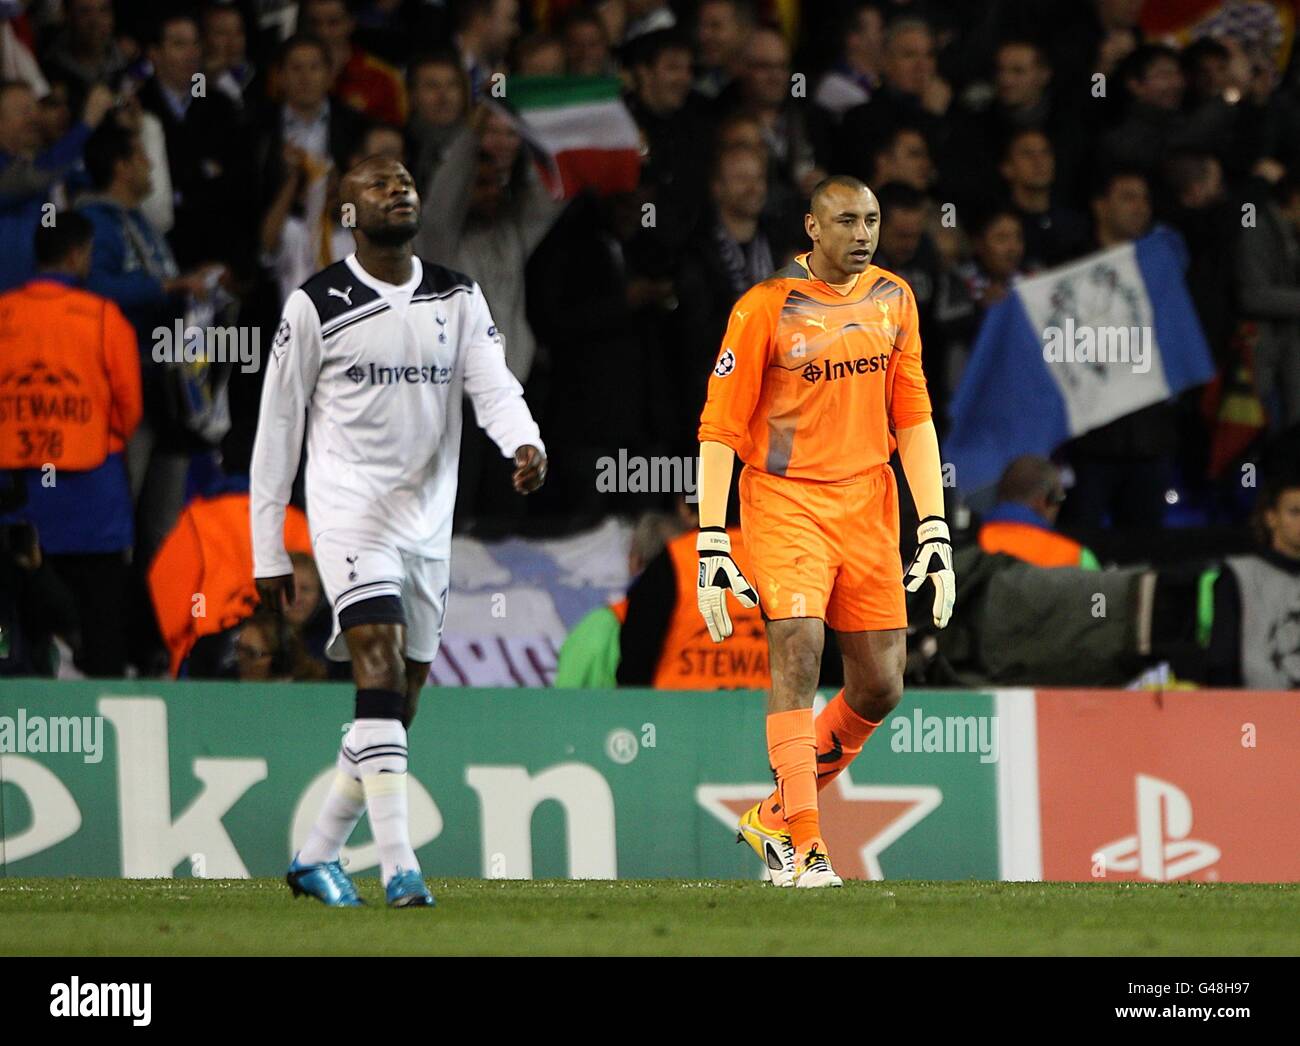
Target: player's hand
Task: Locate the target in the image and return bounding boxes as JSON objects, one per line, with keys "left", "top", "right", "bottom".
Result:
{"left": 512, "top": 445, "right": 546, "bottom": 493}
{"left": 903, "top": 516, "right": 955, "bottom": 629}
{"left": 255, "top": 573, "right": 296, "bottom": 614}
{"left": 696, "top": 527, "right": 758, "bottom": 643}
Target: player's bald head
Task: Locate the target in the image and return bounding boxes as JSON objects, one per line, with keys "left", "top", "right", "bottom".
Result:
{"left": 809, "top": 175, "right": 875, "bottom": 220}
{"left": 805, "top": 174, "right": 880, "bottom": 277}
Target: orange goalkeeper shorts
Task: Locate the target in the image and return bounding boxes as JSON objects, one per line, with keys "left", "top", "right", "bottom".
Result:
{"left": 738, "top": 463, "right": 906, "bottom": 632}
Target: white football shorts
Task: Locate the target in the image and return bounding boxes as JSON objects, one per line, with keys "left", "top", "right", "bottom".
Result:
{"left": 312, "top": 528, "right": 450, "bottom": 663}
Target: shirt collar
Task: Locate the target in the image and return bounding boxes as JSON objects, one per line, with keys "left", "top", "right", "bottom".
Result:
{"left": 345, "top": 252, "right": 422, "bottom": 294}
{"left": 795, "top": 251, "right": 862, "bottom": 296}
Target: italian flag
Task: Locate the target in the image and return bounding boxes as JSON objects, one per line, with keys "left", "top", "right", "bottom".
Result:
{"left": 505, "top": 76, "right": 642, "bottom": 199}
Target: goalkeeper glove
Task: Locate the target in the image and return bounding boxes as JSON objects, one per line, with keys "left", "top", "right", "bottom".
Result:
{"left": 696, "top": 527, "right": 759, "bottom": 643}
{"left": 903, "top": 515, "right": 955, "bottom": 629}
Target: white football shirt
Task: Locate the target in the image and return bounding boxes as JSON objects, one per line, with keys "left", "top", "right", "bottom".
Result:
{"left": 250, "top": 253, "right": 543, "bottom": 577}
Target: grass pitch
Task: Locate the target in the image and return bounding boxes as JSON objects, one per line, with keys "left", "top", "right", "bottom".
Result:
{"left": 0, "top": 878, "right": 1295, "bottom": 956}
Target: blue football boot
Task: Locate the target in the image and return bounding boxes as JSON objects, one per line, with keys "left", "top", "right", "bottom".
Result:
{"left": 286, "top": 854, "right": 365, "bottom": 907}
{"left": 385, "top": 868, "right": 435, "bottom": 908}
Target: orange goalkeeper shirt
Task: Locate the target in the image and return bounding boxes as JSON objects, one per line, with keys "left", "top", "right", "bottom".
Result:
{"left": 698, "top": 252, "right": 932, "bottom": 481}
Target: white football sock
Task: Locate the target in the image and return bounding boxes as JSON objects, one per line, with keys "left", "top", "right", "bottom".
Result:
{"left": 297, "top": 733, "right": 366, "bottom": 865}
{"left": 352, "top": 717, "right": 420, "bottom": 883}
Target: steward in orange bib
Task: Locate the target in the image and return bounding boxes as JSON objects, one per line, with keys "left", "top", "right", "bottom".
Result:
{"left": 0, "top": 245, "right": 140, "bottom": 473}
{"left": 149, "top": 491, "right": 314, "bottom": 677}
{"left": 616, "top": 525, "right": 771, "bottom": 690}
{"left": 0, "top": 215, "right": 141, "bottom": 675}
{"left": 977, "top": 455, "right": 1099, "bottom": 570}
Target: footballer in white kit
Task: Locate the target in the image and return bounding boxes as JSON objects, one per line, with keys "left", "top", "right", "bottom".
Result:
{"left": 250, "top": 155, "right": 546, "bottom": 908}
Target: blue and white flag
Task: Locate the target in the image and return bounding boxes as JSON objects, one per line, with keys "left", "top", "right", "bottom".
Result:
{"left": 946, "top": 226, "right": 1214, "bottom": 499}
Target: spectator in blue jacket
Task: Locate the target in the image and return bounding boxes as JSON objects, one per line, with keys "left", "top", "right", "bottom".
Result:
{"left": 75, "top": 120, "right": 220, "bottom": 576}
{"left": 0, "top": 77, "right": 113, "bottom": 291}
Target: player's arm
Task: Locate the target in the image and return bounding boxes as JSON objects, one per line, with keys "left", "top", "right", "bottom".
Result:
{"left": 697, "top": 440, "right": 735, "bottom": 528}
{"left": 695, "top": 288, "right": 771, "bottom": 641}
{"left": 250, "top": 290, "right": 322, "bottom": 610}
{"left": 461, "top": 283, "right": 546, "bottom": 493}
{"left": 896, "top": 420, "right": 944, "bottom": 520}
{"left": 891, "top": 284, "right": 954, "bottom": 629}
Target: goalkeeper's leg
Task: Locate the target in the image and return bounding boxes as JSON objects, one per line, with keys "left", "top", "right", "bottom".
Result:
{"left": 820, "top": 628, "right": 904, "bottom": 782}
{"left": 763, "top": 618, "right": 842, "bottom": 887}
{"left": 756, "top": 631, "right": 905, "bottom": 831}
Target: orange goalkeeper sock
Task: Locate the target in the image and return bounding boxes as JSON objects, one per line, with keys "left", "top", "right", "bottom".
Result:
{"left": 812, "top": 689, "right": 881, "bottom": 784}
{"left": 758, "top": 690, "right": 881, "bottom": 831}
{"left": 764, "top": 707, "right": 820, "bottom": 852}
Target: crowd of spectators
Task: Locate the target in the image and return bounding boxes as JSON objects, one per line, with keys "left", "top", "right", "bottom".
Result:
{"left": 1, "top": 0, "right": 1298, "bottom": 688}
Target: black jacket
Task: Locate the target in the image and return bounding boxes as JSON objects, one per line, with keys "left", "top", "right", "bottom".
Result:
{"left": 250, "top": 97, "right": 370, "bottom": 217}
{"left": 139, "top": 77, "right": 254, "bottom": 272}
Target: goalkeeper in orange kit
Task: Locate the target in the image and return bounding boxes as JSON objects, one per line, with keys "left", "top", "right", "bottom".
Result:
{"left": 696, "top": 175, "right": 955, "bottom": 887}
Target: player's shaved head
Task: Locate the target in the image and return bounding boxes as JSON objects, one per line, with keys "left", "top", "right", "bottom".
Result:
{"left": 809, "top": 174, "right": 872, "bottom": 219}
{"left": 805, "top": 175, "right": 879, "bottom": 282}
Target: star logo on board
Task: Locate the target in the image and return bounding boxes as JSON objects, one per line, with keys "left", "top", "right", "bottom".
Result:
{"left": 697, "top": 773, "right": 941, "bottom": 880}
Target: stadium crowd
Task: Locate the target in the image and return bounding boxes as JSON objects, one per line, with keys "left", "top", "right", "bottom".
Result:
{"left": 0, "top": 0, "right": 1298, "bottom": 688}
